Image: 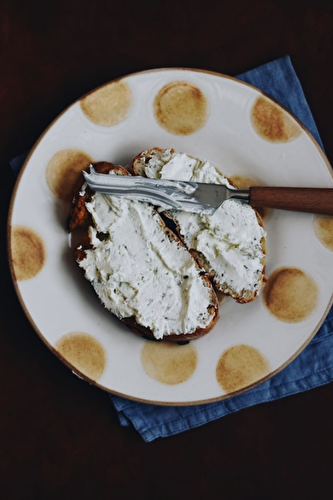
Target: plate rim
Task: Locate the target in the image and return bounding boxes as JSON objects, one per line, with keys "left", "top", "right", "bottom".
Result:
{"left": 7, "top": 66, "right": 333, "bottom": 406}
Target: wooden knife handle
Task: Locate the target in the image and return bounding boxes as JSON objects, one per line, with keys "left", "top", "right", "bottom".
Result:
{"left": 249, "top": 187, "right": 333, "bottom": 215}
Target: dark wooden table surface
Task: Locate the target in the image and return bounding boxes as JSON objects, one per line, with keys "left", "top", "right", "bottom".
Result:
{"left": 1, "top": 1, "right": 333, "bottom": 498}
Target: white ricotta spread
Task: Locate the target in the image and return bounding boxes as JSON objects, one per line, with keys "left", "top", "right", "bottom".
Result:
{"left": 142, "top": 149, "right": 227, "bottom": 185}
{"left": 139, "top": 150, "right": 266, "bottom": 299}
{"left": 78, "top": 191, "right": 216, "bottom": 339}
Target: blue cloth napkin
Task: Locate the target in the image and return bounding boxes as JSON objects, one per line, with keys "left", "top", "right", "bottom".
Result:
{"left": 10, "top": 56, "right": 333, "bottom": 442}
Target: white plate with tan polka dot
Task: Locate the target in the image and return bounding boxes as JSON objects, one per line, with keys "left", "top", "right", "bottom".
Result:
{"left": 8, "top": 69, "right": 333, "bottom": 405}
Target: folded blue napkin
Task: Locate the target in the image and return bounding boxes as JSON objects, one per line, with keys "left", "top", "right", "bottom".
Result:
{"left": 10, "top": 56, "right": 333, "bottom": 442}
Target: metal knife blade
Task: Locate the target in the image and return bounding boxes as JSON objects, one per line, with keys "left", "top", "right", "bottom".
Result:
{"left": 82, "top": 166, "right": 249, "bottom": 215}
{"left": 82, "top": 165, "right": 333, "bottom": 216}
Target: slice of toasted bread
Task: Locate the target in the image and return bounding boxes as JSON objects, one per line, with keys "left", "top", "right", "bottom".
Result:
{"left": 68, "top": 162, "right": 219, "bottom": 342}
{"left": 132, "top": 148, "right": 266, "bottom": 303}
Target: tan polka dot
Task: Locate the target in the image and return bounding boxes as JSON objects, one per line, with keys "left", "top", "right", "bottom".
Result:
{"left": 55, "top": 332, "right": 106, "bottom": 381}
{"left": 263, "top": 267, "right": 319, "bottom": 322}
{"left": 313, "top": 214, "right": 333, "bottom": 251}
{"left": 80, "top": 80, "right": 132, "bottom": 126}
{"left": 141, "top": 341, "right": 197, "bottom": 385}
{"left": 251, "top": 96, "right": 301, "bottom": 143}
{"left": 229, "top": 174, "right": 269, "bottom": 219}
{"left": 46, "top": 148, "right": 94, "bottom": 202}
{"left": 216, "top": 344, "right": 270, "bottom": 393}
{"left": 154, "top": 80, "right": 208, "bottom": 135}
{"left": 11, "top": 225, "right": 46, "bottom": 281}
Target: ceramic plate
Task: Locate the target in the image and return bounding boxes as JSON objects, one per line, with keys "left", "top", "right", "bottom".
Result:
{"left": 8, "top": 69, "right": 333, "bottom": 405}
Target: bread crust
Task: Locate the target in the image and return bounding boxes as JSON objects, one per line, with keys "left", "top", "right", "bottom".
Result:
{"left": 132, "top": 147, "right": 175, "bottom": 176}
{"left": 68, "top": 161, "right": 219, "bottom": 342}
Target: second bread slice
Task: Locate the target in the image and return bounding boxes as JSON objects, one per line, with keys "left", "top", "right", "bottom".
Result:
{"left": 132, "top": 148, "right": 267, "bottom": 303}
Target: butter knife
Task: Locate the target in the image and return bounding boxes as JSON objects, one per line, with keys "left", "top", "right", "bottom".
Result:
{"left": 83, "top": 165, "right": 333, "bottom": 216}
